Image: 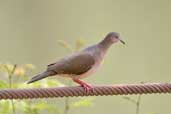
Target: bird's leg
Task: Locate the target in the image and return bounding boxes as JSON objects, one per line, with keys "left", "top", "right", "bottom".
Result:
{"left": 73, "top": 79, "right": 93, "bottom": 92}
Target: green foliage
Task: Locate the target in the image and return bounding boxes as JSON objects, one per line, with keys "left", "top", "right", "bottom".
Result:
{"left": 0, "top": 100, "right": 11, "bottom": 114}
{"left": 57, "top": 38, "right": 85, "bottom": 52}
{"left": 71, "top": 98, "right": 94, "bottom": 108}
{"left": 0, "top": 38, "right": 92, "bottom": 114}
{"left": 57, "top": 40, "right": 73, "bottom": 52}
{"left": 19, "top": 101, "right": 59, "bottom": 114}
{"left": 75, "top": 39, "right": 85, "bottom": 51}
{"left": 123, "top": 95, "right": 158, "bottom": 114}
{"left": 0, "top": 63, "right": 62, "bottom": 114}
{"left": 0, "top": 80, "right": 8, "bottom": 88}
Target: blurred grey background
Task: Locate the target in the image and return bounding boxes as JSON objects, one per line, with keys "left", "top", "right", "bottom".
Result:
{"left": 0, "top": 0, "right": 171, "bottom": 114}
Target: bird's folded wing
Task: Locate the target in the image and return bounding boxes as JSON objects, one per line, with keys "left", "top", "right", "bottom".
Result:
{"left": 47, "top": 53, "right": 95, "bottom": 75}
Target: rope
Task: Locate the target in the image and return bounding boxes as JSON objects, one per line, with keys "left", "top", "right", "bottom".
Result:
{"left": 0, "top": 83, "right": 171, "bottom": 100}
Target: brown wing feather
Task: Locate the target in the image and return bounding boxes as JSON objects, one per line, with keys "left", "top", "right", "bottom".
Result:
{"left": 47, "top": 53, "right": 95, "bottom": 75}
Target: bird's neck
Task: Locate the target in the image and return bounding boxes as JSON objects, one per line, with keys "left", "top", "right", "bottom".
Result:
{"left": 98, "top": 38, "right": 113, "bottom": 52}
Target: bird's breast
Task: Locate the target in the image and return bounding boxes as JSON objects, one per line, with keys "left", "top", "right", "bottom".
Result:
{"left": 74, "top": 50, "right": 105, "bottom": 79}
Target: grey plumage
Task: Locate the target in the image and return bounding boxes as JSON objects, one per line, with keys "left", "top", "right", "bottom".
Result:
{"left": 27, "top": 71, "right": 54, "bottom": 84}
{"left": 27, "top": 52, "right": 96, "bottom": 84}
{"left": 27, "top": 32, "right": 124, "bottom": 84}
{"left": 47, "top": 53, "right": 95, "bottom": 75}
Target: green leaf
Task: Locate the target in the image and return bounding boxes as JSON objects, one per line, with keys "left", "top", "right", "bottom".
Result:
{"left": 71, "top": 98, "right": 94, "bottom": 108}
{"left": 24, "top": 64, "right": 36, "bottom": 70}
{"left": 0, "top": 100, "right": 10, "bottom": 114}
{"left": 57, "top": 40, "right": 73, "bottom": 52}
{"left": 34, "top": 102, "right": 49, "bottom": 110}
{"left": 75, "top": 38, "right": 85, "bottom": 51}
{"left": 33, "top": 102, "right": 58, "bottom": 113}
{"left": 0, "top": 64, "right": 14, "bottom": 73}
{"left": 46, "top": 79, "right": 65, "bottom": 87}
{"left": 0, "top": 80, "right": 8, "bottom": 88}
{"left": 19, "top": 101, "right": 39, "bottom": 114}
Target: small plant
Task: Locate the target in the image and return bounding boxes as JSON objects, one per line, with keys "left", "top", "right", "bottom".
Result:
{"left": 122, "top": 82, "right": 158, "bottom": 114}
{"left": 123, "top": 95, "right": 141, "bottom": 114}
{"left": 0, "top": 63, "right": 60, "bottom": 114}
{"left": 0, "top": 38, "right": 93, "bottom": 114}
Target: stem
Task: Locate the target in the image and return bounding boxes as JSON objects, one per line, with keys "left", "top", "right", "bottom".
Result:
{"left": 6, "top": 64, "right": 17, "bottom": 114}
{"left": 136, "top": 95, "right": 141, "bottom": 114}
{"left": 64, "top": 97, "right": 70, "bottom": 114}
{"left": 64, "top": 80, "right": 72, "bottom": 114}
{"left": 11, "top": 100, "right": 15, "bottom": 114}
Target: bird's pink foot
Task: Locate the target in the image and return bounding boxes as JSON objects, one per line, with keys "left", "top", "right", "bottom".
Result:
{"left": 80, "top": 83, "right": 93, "bottom": 93}
{"left": 73, "top": 79, "right": 93, "bottom": 93}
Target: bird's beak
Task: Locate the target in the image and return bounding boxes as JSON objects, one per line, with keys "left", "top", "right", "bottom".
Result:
{"left": 119, "top": 38, "right": 125, "bottom": 45}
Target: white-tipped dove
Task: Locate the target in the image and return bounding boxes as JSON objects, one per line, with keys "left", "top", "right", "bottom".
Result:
{"left": 27, "top": 32, "right": 125, "bottom": 92}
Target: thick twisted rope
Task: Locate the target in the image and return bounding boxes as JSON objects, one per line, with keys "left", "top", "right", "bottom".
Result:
{"left": 0, "top": 83, "right": 171, "bottom": 100}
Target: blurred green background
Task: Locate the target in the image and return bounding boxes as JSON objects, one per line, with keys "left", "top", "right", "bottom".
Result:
{"left": 0, "top": 0, "right": 171, "bottom": 114}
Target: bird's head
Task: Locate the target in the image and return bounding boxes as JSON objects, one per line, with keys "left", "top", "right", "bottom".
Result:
{"left": 105, "top": 32, "right": 125, "bottom": 44}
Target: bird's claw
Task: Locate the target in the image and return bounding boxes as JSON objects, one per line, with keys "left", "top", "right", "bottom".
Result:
{"left": 81, "top": 83, "right": 93, "bottom": 93}
{"left": 73, "top": 79, "right": 93, "bottom": 93}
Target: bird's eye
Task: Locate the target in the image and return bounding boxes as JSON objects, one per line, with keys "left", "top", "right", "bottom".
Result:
{"left": 115, "top": 36, "right": 118, "bottom": 39}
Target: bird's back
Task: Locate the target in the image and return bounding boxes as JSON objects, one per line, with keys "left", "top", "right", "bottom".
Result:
{"left": 47, "top": 51, "right": 95, "bottom": 76}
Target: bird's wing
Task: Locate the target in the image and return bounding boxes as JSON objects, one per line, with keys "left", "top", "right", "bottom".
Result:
{"left": 47, "top": 53, "right": 95, "bottom": 75}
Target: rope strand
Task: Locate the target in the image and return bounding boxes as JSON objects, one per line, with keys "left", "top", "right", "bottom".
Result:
{"left": 0, "top": 83, "right": 171, "bottom": 100}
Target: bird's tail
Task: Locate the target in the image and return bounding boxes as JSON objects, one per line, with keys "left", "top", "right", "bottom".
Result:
{"left": 27, "top": 71, "right": 54, "bottom": 84}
